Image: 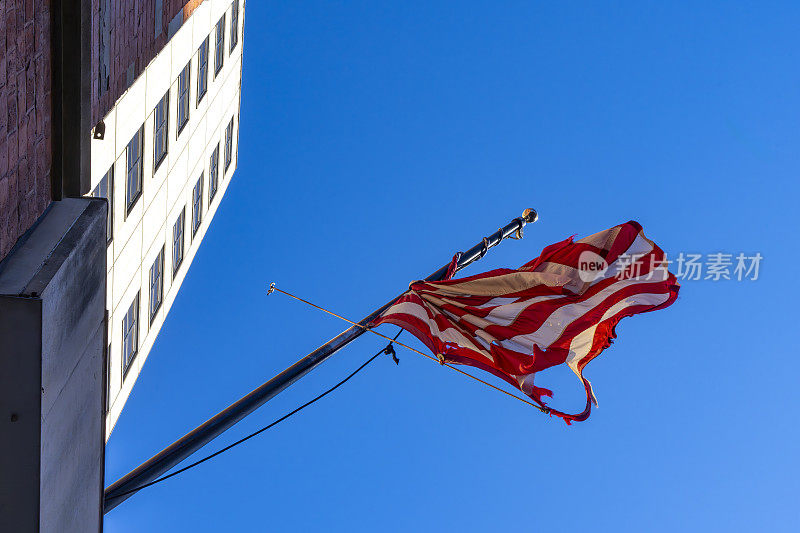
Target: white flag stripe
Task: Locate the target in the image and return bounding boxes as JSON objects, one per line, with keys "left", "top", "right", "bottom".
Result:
{"left": 565, "top": 291, "right": 672, "bottom": 373}
{"left": 501, "top": 269, "right": 669, "bottom": 352}
{"left": 483, "top": 294, "right": 563, "bottom": 326}
{"left": 476, "top": 296, "right": 519, "bottom": 309}
{"left": 382, "top": 301, "right": 495, "bottom": 363}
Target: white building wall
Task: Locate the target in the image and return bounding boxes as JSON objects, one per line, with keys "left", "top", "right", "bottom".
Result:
{"left": 88, "top": 0, "right": 245, "bottom": 437}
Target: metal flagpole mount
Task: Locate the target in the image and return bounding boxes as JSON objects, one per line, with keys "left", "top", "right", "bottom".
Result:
{"left": 514, "top": 208, "right": 538, "bottom": 240}
{"left": 103, "top": 208, "right": 539, "bottom": 513}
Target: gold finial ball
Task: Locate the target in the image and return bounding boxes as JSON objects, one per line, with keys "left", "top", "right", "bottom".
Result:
{"left": 522, "top": 208, "right": 539, "bottom": 224}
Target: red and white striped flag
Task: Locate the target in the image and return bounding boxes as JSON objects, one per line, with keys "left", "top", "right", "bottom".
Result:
{"left": 372, "top": 221, "right": 680, "bottom": 423}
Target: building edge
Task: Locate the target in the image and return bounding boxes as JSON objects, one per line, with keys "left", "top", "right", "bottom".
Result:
{"left": 0, "top": 198, "right": 107, "bottom": 533}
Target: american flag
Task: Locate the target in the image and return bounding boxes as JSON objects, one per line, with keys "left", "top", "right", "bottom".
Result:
{"left": 372, "top": 221, "right": 680, "bottom": 423}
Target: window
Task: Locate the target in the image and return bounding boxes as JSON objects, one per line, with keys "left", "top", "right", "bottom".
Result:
{"left": 209, "top": 144, "right": 220, "bottom": 202}
{"left": 125, "top": 61, "right": 135, "bottom": 90}
{"left": 192, "top": 174, "right": 203, "bottom": 236}
{"left": 214, "top": 16, "right": 225, "bottom": 76}
{"left": 104, "top": 343, "right": 111, "bottom": 414}
{"left": 149, "top": 247, "right": 164, "bottom": 322}
{"left": 168, "top": 12, "right": 183, "bottom": 41}
{"left": 126, "top": 126, "right": 144, "bottom": 213}
{"left": 197, "top": 37, "right": 209, "bottom": 104}
{"left": 122, "top": 293, "right": 140, "bottom": 376}
{"left": 91, "top": 165, "right": 113, "bottom": 243}
{"left": 173, "top": 208, "right": 185, "bottom": 277}
{"left": 224, "top": 117, "right": 234, "bottom": 171}
{"left": 230, "top": 0, "right": 240, "bottom": 52}
{"left": 177, "top": 62, "right": 190, "bottom": 134}
{"left": 155, "top": 0, "right": 163, "bottom": 37}
{"left": 99, "top": 0, "right": 111, "bottom": 95}
{"left": 153, "top": 91, "right": 169, "bottom": 171}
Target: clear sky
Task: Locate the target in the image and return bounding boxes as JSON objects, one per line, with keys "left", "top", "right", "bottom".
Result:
{"left": 105, "top": 2, "right": 799, "bottom": 531}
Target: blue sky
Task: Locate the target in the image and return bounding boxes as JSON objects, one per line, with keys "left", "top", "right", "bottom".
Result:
{"left": 105, "top": 2, "right": 799, "bottom": 531}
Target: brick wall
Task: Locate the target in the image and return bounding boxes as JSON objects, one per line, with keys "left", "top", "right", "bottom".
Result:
{"left": 0, "top": 0, "right": 52, "bottom": 261}
{"left": 90, "top": 0, "right": 200, "bottom": 126}
{"left": 0, "top": 0, "right": 203, "bottom": 260}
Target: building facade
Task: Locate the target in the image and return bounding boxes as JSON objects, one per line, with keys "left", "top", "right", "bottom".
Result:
{"left": 0, "top": 0, "right": 53, "bottom": 261}
{"left": 88, "top": 0, "right": 244, "bottom": 435}
{"left": 2, "top": 4, "right": 102, "bottom": 528}
{"left": 0, "top": 1, "right": 242, "bottom": 528}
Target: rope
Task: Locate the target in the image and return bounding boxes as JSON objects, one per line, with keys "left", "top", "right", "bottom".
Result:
{"left": 107, "top": 331, "right": 404, "bottom": 502}
{"left": 269, "top": 284, "right": 547, "bottom": 413}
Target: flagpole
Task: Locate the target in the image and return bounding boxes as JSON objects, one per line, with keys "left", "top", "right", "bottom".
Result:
{"left": 103, "top": 208, "right": 538, "bottom": 512}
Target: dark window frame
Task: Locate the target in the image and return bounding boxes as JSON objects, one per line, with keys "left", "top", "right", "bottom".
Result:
{"left": 173, "top": 208, "right": 186, "bottom": 277}
{"left": 168, "top": 12, "right": 183, "bottom": 40}
{"left": 214, "top": 15, "right": 226, "bottom": 77}
{"left": 122, "top": 292, "right": 140, "bottom": 378}
{"left": 177, "top": 62, "right": 191, "bottom": 135}
{"left": 104, "top": 342, "right": 111, "bottom": 414}
{"left": 155, "top": 0, "right": 164, "bottom": 37}
{"left": 149, "top": 247, "right": 165, "bottom": 323}
{"left": 230, "top": 0, "right": 240, "bottom": 52}
{"left": 197, "top": 37, "right": 209, "bottom": 105}
{"left": 91, "top": 165, "right": 114, "bottom": 244}
{"left": 153, "top": 91, "right": 170, "bottom": 172}
{"left": 99, "top": 0, "right": 111, "bottom": 96}
{"left": 125, "top": 126, "right": 144, "bottom": 215}
{"left": 192, "top": 173, "right": 204, "bottom": 237}
{"left": 224, "top": 117, "right": 234, "bottom": 171}
{"left": 209, "top": 144, "right": 220, "bottom": 202}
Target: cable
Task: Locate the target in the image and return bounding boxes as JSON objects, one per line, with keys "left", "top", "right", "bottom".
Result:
{"left": 269, "top": 284, "right": 547, "bottom": 412}
{"left": 111, "top": 330, "right": 404, "bottom": 500}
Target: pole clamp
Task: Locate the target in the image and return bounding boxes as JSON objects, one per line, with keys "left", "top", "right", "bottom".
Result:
{"left": 479, "top": 237, "right": 490, "bottom": 258}
{"left": 510, "top": 220, "right": 524, "bottom": 240}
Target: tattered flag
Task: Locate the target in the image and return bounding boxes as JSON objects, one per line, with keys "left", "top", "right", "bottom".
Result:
{"left": 372, "top": 221, "right": 679, "bottom": 423}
